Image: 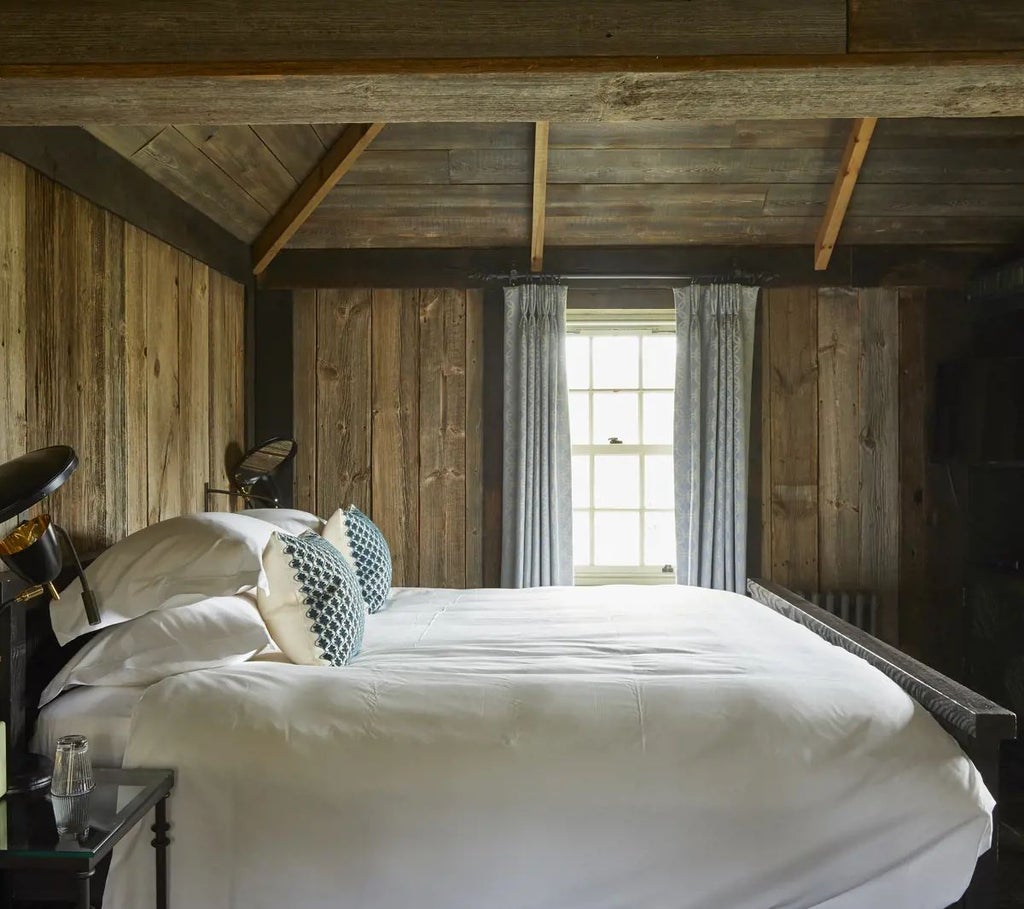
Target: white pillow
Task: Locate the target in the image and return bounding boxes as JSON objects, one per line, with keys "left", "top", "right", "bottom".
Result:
{"left": 41, "top": 595, "right": 271, "bottom": 706}
{"left": 240, "top": 509, "right": 324, "bottom": 535}
{"left": 257, "top": 531, "right": 365, "bottom": 666}
{"left": 52, "top": 512, "right": 281, "bottom": 646}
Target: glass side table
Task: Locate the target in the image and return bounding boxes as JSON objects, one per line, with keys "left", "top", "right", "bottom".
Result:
{"left": 0, "top": 767, "right": 174, "bottom": 909}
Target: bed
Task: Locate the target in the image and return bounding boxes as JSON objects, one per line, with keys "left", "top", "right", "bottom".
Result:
{"left": 21, "top": 579, "right": 1015, "bottom": 909}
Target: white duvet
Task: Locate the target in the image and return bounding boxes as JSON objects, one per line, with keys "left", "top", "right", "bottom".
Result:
{"left": 107, "top": 585, "right": 992, "bottom": 909}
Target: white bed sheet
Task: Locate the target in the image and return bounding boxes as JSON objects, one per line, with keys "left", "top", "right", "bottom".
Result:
{"left": 108, "top": 585, "right": 992, "bottom": 909}
{"left": 32, "top": 685, "right": 146, "bottom": 768}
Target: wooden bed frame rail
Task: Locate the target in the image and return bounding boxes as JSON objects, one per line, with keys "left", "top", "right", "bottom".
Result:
{"left": 748, "top": 578, "right": 1017, "bottom": 909}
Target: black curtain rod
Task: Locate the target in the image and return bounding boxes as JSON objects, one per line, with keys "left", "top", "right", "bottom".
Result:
{"left": 472, "top": 271, "right": 774, "bottom": 285}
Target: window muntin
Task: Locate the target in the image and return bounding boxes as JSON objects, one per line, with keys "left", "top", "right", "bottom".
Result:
{"left": 567, "top": 312, "right": 676, "bottom": 583}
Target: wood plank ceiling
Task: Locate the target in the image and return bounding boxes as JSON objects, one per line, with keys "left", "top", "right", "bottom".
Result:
{"left": 85, "top": 119, "right": 1024, "bottom": 252}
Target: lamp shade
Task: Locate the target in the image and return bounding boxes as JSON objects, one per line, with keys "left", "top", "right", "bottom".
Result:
{"left": 0, "top": 446, "right": 78, "bottom": 524}
{"left": 0, "top": 515, "right": 62, "bottom": 586}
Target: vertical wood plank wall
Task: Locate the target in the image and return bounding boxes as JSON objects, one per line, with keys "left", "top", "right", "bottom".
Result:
{"left": 759, "top": 286, "right": 922, "bottom": 649}
{"left": 294, "top": 282, "right": 955, "bottom": 667}
{"left": 293, "top": 288, "right": 483, "bottom": 587}
{"left": 0, "top": 152, "right": 245, "bottom": 551}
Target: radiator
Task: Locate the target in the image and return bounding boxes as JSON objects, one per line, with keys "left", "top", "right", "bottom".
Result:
{"left": 797, "top": 590, "right": 879, "bottom": 637}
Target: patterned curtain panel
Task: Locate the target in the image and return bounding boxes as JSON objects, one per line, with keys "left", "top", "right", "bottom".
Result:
{"left": 673, "top": 284, "right": 759, "bottom": 592}
{"left": 501, "top": 284, "right": 574, "bottom": 588}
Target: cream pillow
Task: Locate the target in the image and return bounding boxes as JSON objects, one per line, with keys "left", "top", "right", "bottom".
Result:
{"left": 256, "top": 531, "right": 366, "bottom": 666}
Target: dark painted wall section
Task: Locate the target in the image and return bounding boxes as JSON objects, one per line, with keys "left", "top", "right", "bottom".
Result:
{"left": 253, "top": 289, "right": 295, "bottom": 507}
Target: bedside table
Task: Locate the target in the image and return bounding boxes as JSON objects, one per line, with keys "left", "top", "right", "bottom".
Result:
{"left": 0, "top": 767, "right": 174, "bottom": 909}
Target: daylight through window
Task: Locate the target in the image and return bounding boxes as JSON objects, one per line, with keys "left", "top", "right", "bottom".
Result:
{"left": 567, "top": 310, "right": 676, "bottom": 584}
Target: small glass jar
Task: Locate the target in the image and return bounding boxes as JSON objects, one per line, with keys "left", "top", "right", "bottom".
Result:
{"left": 51, "top": 735, "right": 94, "bottom": 797}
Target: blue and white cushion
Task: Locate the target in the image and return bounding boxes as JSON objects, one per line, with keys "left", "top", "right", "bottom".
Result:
{"left": 322, "top": 506, "right": 392, "bottom": 613}
{"left": 257, "top": 531, "right": 365, "bottom": 666}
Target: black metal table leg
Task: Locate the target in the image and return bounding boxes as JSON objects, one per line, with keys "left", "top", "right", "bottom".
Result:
{"left": 151, "top": 795, "right": 171, "bottom": 909}
{"left": 75, "top": 870, "right": 93, "bottom": 909}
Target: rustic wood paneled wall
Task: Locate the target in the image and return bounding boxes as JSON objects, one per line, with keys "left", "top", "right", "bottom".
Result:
{"left": 292, "top": 288, "right": 483, "bottom": 588}
{"left": 757, "top": 286, "right": 935, "bottom": 649}
{"left": 0, "top": 152, "right": 245, "bottom": 551}
{"left": 898, "top": 289, "right": 974, "bottom": 676}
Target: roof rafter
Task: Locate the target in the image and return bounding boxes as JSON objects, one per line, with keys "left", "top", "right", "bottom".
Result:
{"left": 530, "top": 121, "right": 550, "bottom": 273}
{"left": 814, "top": 117, "right": 878, "bottom": 271}
{"left": 252, "top": 122, "right": 386, "bottom": 275}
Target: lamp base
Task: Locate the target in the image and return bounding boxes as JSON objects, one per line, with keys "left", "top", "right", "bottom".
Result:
{"left": 7, "top": 752, "right": 53, "bottom": 794}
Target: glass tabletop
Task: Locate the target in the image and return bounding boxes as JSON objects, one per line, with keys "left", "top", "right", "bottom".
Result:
{"left": 0, "top": 767, "right": 173, "bottom": 860}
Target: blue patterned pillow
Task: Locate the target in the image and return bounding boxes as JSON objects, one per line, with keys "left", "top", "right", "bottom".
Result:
{"left": 323, "top": 507, "right": 392, "bottom": 613}
{"left": 257, "top": 531, "right": 365, "bottom": 666}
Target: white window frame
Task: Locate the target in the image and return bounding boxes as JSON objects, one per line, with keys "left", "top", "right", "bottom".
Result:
{"left": 568, "top": 309, "right": 676, "bottom": 586}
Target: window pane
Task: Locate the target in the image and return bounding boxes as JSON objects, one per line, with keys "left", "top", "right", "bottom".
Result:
{"left": 642, "top": 335, "right": 676, "bottom": 388}
{"left": 573, "top": 510, "right": 591, "bottom": 566}
{"left": 592, "top": 392, "right": 638, "bottom": 444}
{"left": 569, "top": 392, "right": 590, "bottom": 444}
{"left": 644, "top": 511, "right": 675, "bottom": 567}
{"left": 565, "top": 336, "right": 591, "bottom": 389}
{"left": 642, "top": 392, "right": 674, "bottom": 444}
{"left": 571, "top": 455, "right": 591, "bottom": 508}
{"left": 594, "top": 455, "right": 640, "bottom": 507}
{"left": 644, "top": 454, "right": 674, "bottom": 508}
{"left": 592, "top": 336, "right": 640, "bottom": 389}
{"left": 594, "top": 511, "right": 640, "bottom": 566}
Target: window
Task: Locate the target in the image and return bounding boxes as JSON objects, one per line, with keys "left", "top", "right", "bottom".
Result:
{"left": 567, "top": 310, "right": 676, "bottom": 584}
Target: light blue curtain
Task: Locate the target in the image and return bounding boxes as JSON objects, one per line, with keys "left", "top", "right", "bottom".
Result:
{"left": 673, "top": 284, "right": 758, "bottom": 592}
{"left": 501, "top": 284, "right": 574, "bottom": 588}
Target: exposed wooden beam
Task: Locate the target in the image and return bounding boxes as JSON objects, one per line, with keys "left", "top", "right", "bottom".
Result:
{"left": 814, "top": 117, "right": 878, "bottom": 270}
{"left": 252, "top": 123, "right": 385, "bottom": 275}
{"left": 5, "top": 53, "right": 1024, "bottom": 122}
{"left": 0, "top": 2, "right": 846, "bottom": 63}
{"left": 258, "top": 245, "right": 1003, "bottom": 291}
{"left": 530, "top": 122, "right": 550, "bottom": 273}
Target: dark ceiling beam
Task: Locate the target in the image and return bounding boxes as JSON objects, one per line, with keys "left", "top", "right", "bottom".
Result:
{"left": 5, "top": 53, "right": 1024, "bottom": 122}
{"left": 0, "top": 1, "right": 848, "bottom": 62}
{"left": 252, "top": 123, "right": 386, "bottom": 275}
{"left": 0, "top": 126, "right": 250, "bottom": 282}
{"left": 259, "top": 245, "right": 1005, "bottom": 291}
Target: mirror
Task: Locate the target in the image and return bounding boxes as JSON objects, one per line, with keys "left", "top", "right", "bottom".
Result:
{"left": 204, "top": 438, "right": 298, "bottom": 510}
{"left": 233, "top": 438, "right": 297, "bottom": 489}
{"left": 231, "top": 438, "right": 297, "bottom": 508}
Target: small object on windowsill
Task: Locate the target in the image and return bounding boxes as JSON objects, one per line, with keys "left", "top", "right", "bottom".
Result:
{"left": 608, "top": 437, "right": 623, "bottom": 445}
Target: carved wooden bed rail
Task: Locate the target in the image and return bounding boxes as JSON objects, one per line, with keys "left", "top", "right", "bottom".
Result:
{"left": 748, "top": 578, "right": 1017, "bottom": 909}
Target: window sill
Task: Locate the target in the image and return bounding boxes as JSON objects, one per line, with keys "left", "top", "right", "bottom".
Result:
{"left": 574, "top": 570, "right": 676, "bottom": 586}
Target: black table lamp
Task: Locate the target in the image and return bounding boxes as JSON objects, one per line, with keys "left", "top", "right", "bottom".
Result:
{"left": 0, "top": 446, "right": 101, "bottom": 792}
